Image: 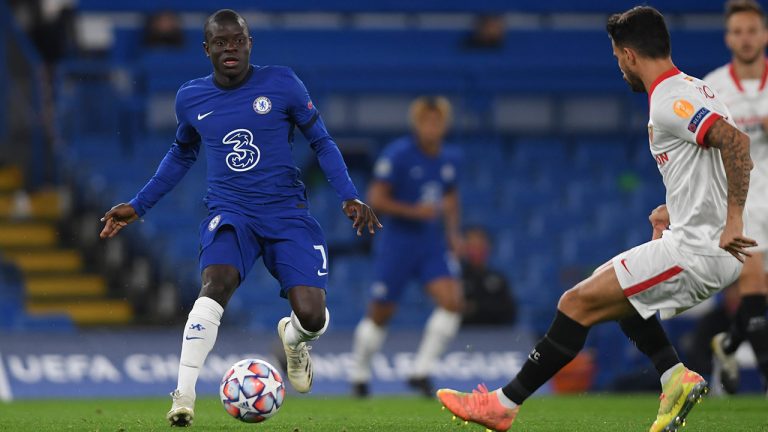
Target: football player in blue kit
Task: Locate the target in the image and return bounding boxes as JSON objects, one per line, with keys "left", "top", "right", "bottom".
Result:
{"left": 98, "top": 9, "right": 381, "bottom": 426}
{"left": 350, "top": 96, "right": 463, "bottom": 397}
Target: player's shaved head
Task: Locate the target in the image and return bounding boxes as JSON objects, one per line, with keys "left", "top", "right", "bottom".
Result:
{"left": 204, "top": 9, "right": 249, "bottom": 42}
{"left": 607, "top": 6, "right": 671, "bottom": 59}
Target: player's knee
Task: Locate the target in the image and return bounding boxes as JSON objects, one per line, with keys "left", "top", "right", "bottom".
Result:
{"left": 368, "top": 301, "right": 397, "bottom": 326}
{"left": 201, "top": 265, "right": 240, "bottom": 305}
{"left": 440, "top": 295, "right": 464, "bottom": 313}
{"left": 293, "top": 304, "right": 326, "bottom": 332}
{"left": 558, "top": 286, "right": 591, "bottom": 316}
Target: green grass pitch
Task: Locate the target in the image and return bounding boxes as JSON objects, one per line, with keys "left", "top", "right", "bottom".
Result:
{"left": 0, "top": 394, "right": 765, "bottom": 431}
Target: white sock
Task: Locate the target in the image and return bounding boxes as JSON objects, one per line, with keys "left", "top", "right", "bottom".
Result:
{"left": 660, "top": 362, "right": 684, "bottom": 387}
{"left": 413, "top": 308, "right": 461, "bottom": 378}
{"left": 283, "top": 308, "right": 330, "bottom": 348}
{"left": 350, "top": 317, "right": 387, "bottom": 383}
{"left": 495, "top": 389, "right": 518, "bottom": 409}
{"left": 176, "top": 297, "right": 224, "bottom": 399}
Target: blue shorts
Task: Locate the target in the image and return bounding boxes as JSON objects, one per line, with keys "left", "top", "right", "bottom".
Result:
{"left": 198, "top": 211, "right": 328, "bottom": 297}
{"left": 370, "top": 232, "right": 459, "bottom": 303}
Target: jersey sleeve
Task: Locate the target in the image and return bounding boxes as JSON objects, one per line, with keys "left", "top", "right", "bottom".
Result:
{"left": 174, "top": 85, "right": 201, "bottom": 145}
{"left": 652, "top": 90, "right": 724, "bottom": 147}
{"left": 284, "top": 68, "right": 320, "bottom": 129}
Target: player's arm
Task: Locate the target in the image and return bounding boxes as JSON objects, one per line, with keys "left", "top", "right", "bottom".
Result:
{"left": 443, "top": 188, "right": 462, "bottom": 254}
{"left": 300, "top": 110, "right": 381, "bottom": 235}
{"left": 99, "top": 140, "right": 199, "bottom": 239}
{"left": 286, "top": 69, "right": 381, "bottom": 235}
{"left": 100, "top": 87, "right": 200, "bottom": 239}
{"left": 704, "top": 118, "right": 757, "bottom": 261}
{"left": 367, "top": 180, "right": 437, "bottom": 221}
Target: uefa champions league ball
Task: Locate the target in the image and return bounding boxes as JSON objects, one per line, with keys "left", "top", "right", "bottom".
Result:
{"left": 220, "top": 358, "right": 286, "bottom": 423}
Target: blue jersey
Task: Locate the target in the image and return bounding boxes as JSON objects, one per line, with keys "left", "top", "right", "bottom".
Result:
{"left": 129, "top": 65, "right": 358, "bottom": 217}
{"left": 372, "top": 136, "right": 458, "bottom": 234}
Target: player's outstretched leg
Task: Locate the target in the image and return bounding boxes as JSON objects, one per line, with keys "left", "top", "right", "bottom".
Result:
{"left": 279, "top": 286, "right": 329, "bottom": 393}
{"left": 438, "top": 259, "right": 636, "bottom": 431}
{"left": 649, "top": 364, "right": 709, "bottom": 432}
{"left": 437, "top": 384, "right": 519, "bottom": 432}
{"left": 438, "top": 308, "right": 591, "bottom": 431}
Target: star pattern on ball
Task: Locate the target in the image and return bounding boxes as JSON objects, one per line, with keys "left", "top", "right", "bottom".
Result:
{"left": 259, "top": 370, "right": 283, "bottom": 400}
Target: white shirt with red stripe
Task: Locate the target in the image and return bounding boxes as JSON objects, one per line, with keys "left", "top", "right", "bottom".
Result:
{"left": 704, "top": 62, "right": 768, "bottom": 213}
{"left": 648, "top": 67, "right": 734, "bottom": 256}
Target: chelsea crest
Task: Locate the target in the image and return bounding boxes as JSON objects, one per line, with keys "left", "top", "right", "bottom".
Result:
{"left": 253, "top": 96, "right": 271, "bottom": 114}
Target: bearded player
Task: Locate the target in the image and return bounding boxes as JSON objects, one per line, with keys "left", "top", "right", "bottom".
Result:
{"left": 437, "top": 6, "right": 755, "bottom": 432}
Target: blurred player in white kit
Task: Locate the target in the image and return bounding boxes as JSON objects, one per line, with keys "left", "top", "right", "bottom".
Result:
{"left": 703, "top": 0, "right": 768, "bottom": 395}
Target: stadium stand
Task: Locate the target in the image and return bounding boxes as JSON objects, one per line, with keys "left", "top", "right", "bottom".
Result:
{"left": 36, "top": 2, "right": 723, "bottom": 337}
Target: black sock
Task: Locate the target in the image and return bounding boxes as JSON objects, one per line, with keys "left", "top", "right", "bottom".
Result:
{"left": 619, "top": 313, "right": 680, "bottom": 375}
{"left": 738, "top": 295, "right": 768, "bottom": 382}
{"left": 723, "top": 301, "right": 749, "bottom": 355}
{"left": 502, "top": 310, "right": 589, "bottom": 405}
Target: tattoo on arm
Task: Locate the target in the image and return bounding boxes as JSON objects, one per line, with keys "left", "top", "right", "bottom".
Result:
{"left": 704, "top": 118, "right": 753, "bottom": 208}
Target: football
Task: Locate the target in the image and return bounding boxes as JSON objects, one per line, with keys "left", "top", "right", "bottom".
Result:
{"left": 219, "top": 358, "right": 286, "bottom": 423}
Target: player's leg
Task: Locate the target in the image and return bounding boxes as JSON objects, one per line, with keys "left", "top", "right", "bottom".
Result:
{"left": 438, "top": 264, "right": 632, "bottom": 431}
{"left": 169, "top": 223, "right": 251, "bottom": 426}
{"left": 619, "top": 313, "right": 682, "bottom": 382}
{"left": 593, "top": 259, "right": 684, "bottom": 385}
{"left": 713, "top": 251, "right": 768, "bottom": 393}
{"left": 350, "top": 300, "right": 397, "bottom": 397}
{"left": 350, "top": 236, "right": 413, "bottom": 397}
{"left": 264, "top": 215, "right": 331, "bottom": 393}
{"left": 409, "top": 275, "right": 462, "bottom": 397}
{"left": 276, "top": 284, "right": 329, "bottom": 393}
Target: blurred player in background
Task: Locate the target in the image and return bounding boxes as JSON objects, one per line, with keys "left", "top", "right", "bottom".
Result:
{"left": 703, "top": 0, "right": 768, "bottom": 395}
{"left": 438, "top": 6, "right": 755, "bottom": 431}
{"left": 98, "top": 9, "right": 381, "bottom": 426}
{"left": 350, "top": 96, "right": 463, "bottom": 398}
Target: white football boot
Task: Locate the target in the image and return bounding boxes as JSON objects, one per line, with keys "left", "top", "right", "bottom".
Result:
{"left": 711, "top": 332, "right": 739, "bottom": 394}
{"left": 278, "top": 317, "right": 313, "bottom": 393}
{"left": 166, "top": 389, "right": 195, "bottom": 427}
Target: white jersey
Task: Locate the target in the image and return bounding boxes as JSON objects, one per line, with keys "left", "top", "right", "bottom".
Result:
{"left": 704, "top": 63, "right": 768, "bottom": 213}
{"left": 648, "top": 67, "right": 734, "bottom": 256}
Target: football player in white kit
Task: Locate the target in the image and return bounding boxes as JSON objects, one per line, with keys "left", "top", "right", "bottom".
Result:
{"left": 702, "top": 0, "right": 768, "bottom": 395}
{"left": 436, "top": 6, "right": 756, "bottom": 432}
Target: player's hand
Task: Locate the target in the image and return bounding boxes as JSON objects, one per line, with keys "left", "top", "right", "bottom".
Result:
{"left": 99, "top": 203, "right": 139, "bottom": 239}
{"left": 342, "top": 199, "right": 382, "bottom": 236}
{"left": 719, "top": 220, "right": 757, "bottom": 263}
{"left": 412, "top": 203, "right": 440, "bottom": 221}
{"left": 649, "top": 204, "right": 670, "bottom": 240}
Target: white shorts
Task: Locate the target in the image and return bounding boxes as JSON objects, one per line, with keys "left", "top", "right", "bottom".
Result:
{"left": 611, "top": 238, "right": 742, "bottom": 320}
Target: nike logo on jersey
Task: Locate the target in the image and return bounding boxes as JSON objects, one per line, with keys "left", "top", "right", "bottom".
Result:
{"left": 197, "top": 111, "right": 214, "bottom": 120}
{"left": 185, "top": 336, "right": 204, "bottom": 340}
{"left": 317, "top": 270, "right": 328, "bottom": 276}
{"left": 620, "top": 258, "right": 632, "bottom": 275}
